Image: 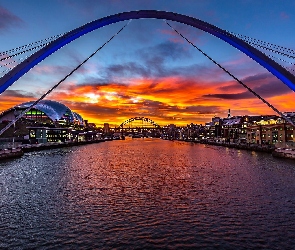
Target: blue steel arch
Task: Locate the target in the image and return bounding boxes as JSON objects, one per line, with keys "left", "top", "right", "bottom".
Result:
{"left": 1, "top": 10, "right": 295, "bottom": 94}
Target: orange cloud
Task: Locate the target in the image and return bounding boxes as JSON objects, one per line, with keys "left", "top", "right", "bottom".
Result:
{"left": 1, "top": 72, "right": 294, "bottom": 127}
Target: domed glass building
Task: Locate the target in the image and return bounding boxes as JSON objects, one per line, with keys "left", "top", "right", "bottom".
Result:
{"left": 0, "top": 100, "right": 84, "bottom": 127}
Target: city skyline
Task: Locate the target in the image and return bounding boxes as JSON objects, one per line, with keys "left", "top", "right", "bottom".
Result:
{"left": 1, "top": 0, "right": 295, "bottom": 126}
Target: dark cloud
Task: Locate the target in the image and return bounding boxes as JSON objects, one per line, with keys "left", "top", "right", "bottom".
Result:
{"left": 203, "top": 92, "right": 253, "bottom": 100}
{"left": 217, "top": 82, "right": 242, "bottom": 92}
{"left": 0, "top": 7, "right": 23, "bottom": 31}
{"left": 1, "top": 89, "right": 36, "bottom": 98}
{"left": 64, "top": 101, "right": 119, "bottom": 116}
{"left": 104, "top": 41, "right": 194, "bottom": 79}
{"left": 142, "top": 41, "right": 190, "bottom": 61}
{"left": 107, "top": 62, "right": 151, "bottom": 78}
{"left": 66, "top": 81, "right": 127, "bottom": 92}
{"left": 186, "top": 105, "right": 223, "bottom": 114}
{"left": 205, "top": 72, "right": 293, "bottom": 100}
{"left": 103, "top": 60, "right": 220, "bottom": 80}
{"left": 243, "top": 72, "right": 270, "bottom": 83}
{"left": 138, "top": 41, "right": 191, "bottom": 77}
{"left": 252, "top": 79, "right": 292, "bottom": 97}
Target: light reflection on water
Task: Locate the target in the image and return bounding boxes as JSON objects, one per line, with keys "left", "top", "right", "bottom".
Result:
{"left": 1, "top": 138, "right": 295, "bottom": 249}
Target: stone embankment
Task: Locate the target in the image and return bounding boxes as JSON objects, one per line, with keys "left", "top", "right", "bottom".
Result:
{"left": 199, "top": 140, "right": 275, "bottom": 153}
{"left": 0, "top": 139, "right": 105, "bottom": 161}
{"left": 21, "top": 139, "right": 105, "bottom": 152}
{"left": 196, "top": 139, "right": 295, "bottom": 160}
{"left": 0, "top": 148, "right": 24, "bottom": 160}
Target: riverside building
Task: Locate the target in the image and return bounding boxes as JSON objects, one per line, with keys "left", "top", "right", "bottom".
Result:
{"left": 0, "top": 100, "right": 94, "bottom": 143}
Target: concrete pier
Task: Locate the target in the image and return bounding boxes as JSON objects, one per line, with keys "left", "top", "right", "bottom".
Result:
{"left": 0, "top": 148, "right": 24, "bottom": 160}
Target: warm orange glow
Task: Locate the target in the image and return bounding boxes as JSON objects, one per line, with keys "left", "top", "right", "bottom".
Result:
{"left": 1, "top": 75, "right": 294, "bottom": 127}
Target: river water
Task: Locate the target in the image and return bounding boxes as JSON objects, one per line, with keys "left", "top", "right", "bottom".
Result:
{"left": 1, "top": 138, "right": 295, "bottom": 249}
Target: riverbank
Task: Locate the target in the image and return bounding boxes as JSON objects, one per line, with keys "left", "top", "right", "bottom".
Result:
{"left": 197, "top": 139, "right": 295, "bottom": 160}
{"left": 272, "top": 148, "right": 295, "bottom": 159}
{"left": 198, "top": 140, "right": 275, "bottom": 153}
{"left": 21, "top": 139, "right": 106, "bottom": 152}
{"left": 0, "top": 139, "right": 106, "bottom": 161}
{"left": 0, "top": 148, "right": 24, "bottom": 160}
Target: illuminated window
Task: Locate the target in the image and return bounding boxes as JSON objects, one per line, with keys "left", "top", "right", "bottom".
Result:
{"left": 30, "top": 130, "right": 35, "bottom": 138}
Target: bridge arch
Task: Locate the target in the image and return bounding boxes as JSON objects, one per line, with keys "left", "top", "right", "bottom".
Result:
{"left": 119, "top": 117, "right": 161, "bottom": 128}
{"left": 1, "top": 10, "right": 295, "bottom": 94}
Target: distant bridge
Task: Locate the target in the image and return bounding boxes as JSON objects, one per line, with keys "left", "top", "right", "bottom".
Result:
{"left": 119, "top": 117, "right": 161, "bottom": 129}
{"left": 115, "top": 117, "right": 161, "bottom": 137}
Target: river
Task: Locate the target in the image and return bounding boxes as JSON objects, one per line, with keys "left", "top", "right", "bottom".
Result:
{"left": 1, "top": 138, "right": 295, "bottom": 249}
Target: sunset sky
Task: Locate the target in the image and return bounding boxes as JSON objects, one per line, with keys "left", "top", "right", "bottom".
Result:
{"left": 1, "top": 0, "right": 295, "bottom": 127}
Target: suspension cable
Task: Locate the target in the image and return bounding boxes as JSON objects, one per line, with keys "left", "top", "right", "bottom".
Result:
{"left": 0, "top": 55, "right": 30, "bottom": 69}
{"left": 229, "top": 32, "right": 295, "bottom": 74}
{"left": 0, "top": 42, "right": 51, "bottom": 62}
{"left": 229, "top": 32, "right": 295, "bottom": 56}
{"left": 166, "top": 21, "right": 295, "bottom": 127}
{"left": 0, "top": 33, "right": 64, "bottom": 57}
{"left": 0, "top": 21, "right": 130, "bottom": 136}
{"left": 241, "top": 41, "right": 295, "bottom": 60}
{"left": 265, "top": 52, "right": 295, "bottom": 66}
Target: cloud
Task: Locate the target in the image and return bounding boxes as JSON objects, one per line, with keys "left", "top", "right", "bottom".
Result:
{"left": 280, "top": 12, "right": 290, "bottom": 20}
{"left": 0, "top": 7, "right": 23, "bottom": 32}
{"left": 253, "top": 79, "right": 292, "bottom": 97}
{"left": 99, "top": 48, "right": 225, "bottom": 81}
{"left": 143, "top": 41, "right": 190, "bottom": 60}
{"left": 107, "top": 41, "right": 193, "bottom": 79}
{"left": 243, "top": 72, "right": 270, "bottom": 83}
{"left": 31, "top": 65, "right": 73, "bottom": 75}
{"left": 107, "top": 62, "right": 151, "bottom": 78}
{"left": 203, "top": 92, "right": 253, "bottom": 100}
{"left": 43, "top": 74, "right": 232, "bottom": 126}
{"left": 1, "top": 89, "right": 36, "bottom": 98}
{"left": 204, "top": 72, "right": 293, "bottom": 100}
{"left": 187, "top": 105, "right": 223, "bottom": 114}
{"left": 4, "top": 70, "right": 294, "bottom": 126}
{"left": 0, "top": 89, "right": 35, "bottom": 112}
{"left": 159, "top": 21, "right": 206, "bottom": 45}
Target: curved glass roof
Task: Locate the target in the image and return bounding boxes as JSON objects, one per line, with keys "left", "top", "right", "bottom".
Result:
{"left": 14, "top": 100, "right": 84, "bottom": 124}
{"left": 73, "top": 112, "right": 84, "bottom": 125}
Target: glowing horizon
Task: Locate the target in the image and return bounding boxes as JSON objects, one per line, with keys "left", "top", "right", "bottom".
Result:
{"left": 1, "top": 73, "right": 294, "bottom": 128}
{"left": 0, "top": 1, "right": 294, "bottom": 127}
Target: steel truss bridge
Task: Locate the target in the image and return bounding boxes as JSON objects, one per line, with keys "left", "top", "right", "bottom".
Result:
{"left": 114, "top": 117, "right": 162, "bottom": 137}
{"left": 1, "top": 10, "right": 295, "bottom": 136}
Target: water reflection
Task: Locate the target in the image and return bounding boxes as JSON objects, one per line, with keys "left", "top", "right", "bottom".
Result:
{"left": 1, "top": 138, "right": 295, "bottom": 249}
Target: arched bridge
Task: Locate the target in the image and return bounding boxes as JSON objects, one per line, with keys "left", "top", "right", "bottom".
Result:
{"left": 115, "top": 117, "right": 161, "bottom": 138}
{"left": 1, "top": 10, "right": 295, "bottom": 94}
{"left": 119, "top": 117, "right": 161, "bottom": 129}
